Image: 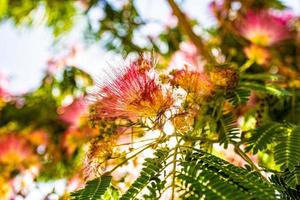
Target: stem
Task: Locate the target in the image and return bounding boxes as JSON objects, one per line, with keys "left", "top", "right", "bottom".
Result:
{"left": 233, "top": 146, "right": 269, "bottom": 183}
{"left": 233, "top": 145, "right": 266, "bottom": 180}
{"left": 176, "top": 134, "right": 218, "bottom": 143}
{"left": 167, "top": 0, "right": 215, "bottom": 63}
{"left": 108, "top": 143, "right": 153, "bottom": 174}
{"left": 292, "top": 89, "right": 296, "bottom": 121}
{"left": 171, "top": 143, "right": 179, "bottom": 200}
{"left": 114, "top": 137, "right": 157, "bottom": 147}
{"left": 240, "top": 59, "right": 254, "bottom": 72}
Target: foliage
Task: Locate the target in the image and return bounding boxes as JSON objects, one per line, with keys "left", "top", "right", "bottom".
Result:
{"left": 71, "top": 176, "right": 113, "bottom": 200}
{"left": 178, "top": 151, "right": 276, "bottom": 200}
{"left": 1, "top": 0, "right": 300, "bottom": 199}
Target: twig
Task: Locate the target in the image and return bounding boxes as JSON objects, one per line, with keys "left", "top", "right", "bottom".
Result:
{"left": 108, "top": 143, "right": 153, "bottom": 174}
{"left": 171, "top": 140, "right": 180, "bottom": 200}
{"left": 240, "top": 59, "right": 254, "bottom": 72}
{"left": 167, "top": 0, "right": 215, "bottom": 63}
{"left": 233, "top": 145, "right": 267, "bottom": 180}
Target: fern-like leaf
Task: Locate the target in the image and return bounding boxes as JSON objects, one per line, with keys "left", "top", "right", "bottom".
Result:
{"left": 178, "top": 151, "right": 276, "bottom": 200}
{"left": 270, "top": 174, "right": 300, "bottom": 200}
{"left": 241, "top": 73, "right": 282, "bottom": 81}
{"left": 240, "top": 82, "right": 291, "bottom": 97}
{"left": 143, "top": 177, "right": 166, "bottom": 200}
{"left": 120, "top": 147, "right": 170, "bottom": 200}
{"left": 285, "top": 167, "right": 300, "bottom": 189}
{"left": 218, "top": 113, "right": 241, "bottom": 148}
{"left": 245, "top": 122, "right": 283, "bottom": 154}
{"left": 226, "top": 88, "right": 251, "bottom": 107}
{"left": 274, "top": 126, "right": 300, "bottom": 171}
{"left": 71, "top": 176, "right": 112, "bottom": 200}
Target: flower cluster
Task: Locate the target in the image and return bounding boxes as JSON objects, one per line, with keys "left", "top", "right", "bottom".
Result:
{"left": 91, "top": 58, "right": 173, "bottom": 121}
{"left": 238, "top": 10, "right": 292, "bottom": 46}
{"left": 0, "top": 135, "right": 37, "bottom": 172}
{"left": 2, "top": 0, "right": 300, "bottom": 199}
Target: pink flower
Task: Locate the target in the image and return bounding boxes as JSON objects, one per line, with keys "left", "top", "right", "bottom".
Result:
{"left": 0, "top": 135, "right": 36, "bottom": 168}
{"left": 58, "top": 98, "right": 88, "bottom": 126}
{"left": 169, "top": 42, "right": 204, "bottom": 72}
{"left": 91, "top": 57, "right": 173, "bottom": 121}
{"left": 237, "top": 10, "right": 292, "bottom": 46}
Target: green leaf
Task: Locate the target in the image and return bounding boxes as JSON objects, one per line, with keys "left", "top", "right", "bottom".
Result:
{"left": 226, "top": 88, "right": 251, "bottom": 106}
{"left": 285, "top": 167, "right": 300, "bottom": 189}
{"left": 246, "top": 122, "right": 284, "bottom": 154}
{"left": 178, "top": 151, "right": 276, "bottom": 200}
{"left": 219, "top": 113, "right": 241, "bottom": 148}
{"left": 240, "top": 82, "right": 291, "bottom": 97}
{"left": 270, "top": 174, "right": 300, "bottom": 199}
{"left": 120, "top": 147, "right": 170, "bottom": 200}
{"left": 102, "top": 187, "right": 120, "bottom": 200}
{"left": 274, "top": 126, "right": 300, "bottom": 171}
{"left": 241, "top": 73, "right": 282, "bottom": 81}
{"left": 71, "top": 176, "right": 112, "bottom": 200}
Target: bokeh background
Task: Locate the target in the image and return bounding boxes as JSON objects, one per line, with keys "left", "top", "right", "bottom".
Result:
{"left": 1, "top": 0, "right": 300, "bottom": 199}
{"left": 2, "top": 0, "right": 298, "bottom": 94}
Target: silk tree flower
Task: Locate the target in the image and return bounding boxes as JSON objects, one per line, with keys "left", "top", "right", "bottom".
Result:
{"left": 237, "top": 10, "right": 292, "bottom": 46}
{"left": 91, "top": 58, "right": 173, "bottom": 121}
{"left": 171, "top": 69, "right": 214, "bottom": 100}
{"left": 169, "top": 42, "right": 204, "bottom": 72}
{"left": 0, "top": 135, "right": 36, "bottom": 170}
{"left": 244, "top": 44, "right": 271, "bottom": 65}
{"left": 169, "top": 44, "right": 212, "bottom": 101}
{"left": 58, "top": 98, "right": 88, "bottom": 126}
{"left": 209, "top": 67, "right": 239, "bottom": 90}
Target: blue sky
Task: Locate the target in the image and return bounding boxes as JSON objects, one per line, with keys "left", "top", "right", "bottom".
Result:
{"left": 0, "top": 0, "right": 299, "bottom": 93}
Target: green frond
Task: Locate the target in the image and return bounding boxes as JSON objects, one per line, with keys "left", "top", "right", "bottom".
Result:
{"left": 178, "top": 151, "right": 276, "bottom": 200}
{"left": 218, "top": 113, "right": 240, "bottom": 148}
{"left": 245, "top": 122, "right": 284, "bottom": 154}
{"left": 102, "top": 187, "right": 120, "bottom": 200}
{"left": 120, "top": 147, "right": 170, "bottom": 200}
{"left": 285, "top": 167, "right": 300, "bottom": 189}
{"left": 143, "top": 177, "right": 166, "bottom": 200}
{"left": 240, "top": 82, "right": 291, "bottom": 97}
{"left": 270, "top": 174, "right": 300, "bottom": 200}
{"left": 226, "top": 88, "right": 251, "bottom": 106}
{"left": 241, "top": 73, "right": 282, "bottom": 81}
{"left": 71, "top": 176, "right": 112, "bottom": 200}
{"left": 274, "top": 126, "right": 300, "bottom": 171}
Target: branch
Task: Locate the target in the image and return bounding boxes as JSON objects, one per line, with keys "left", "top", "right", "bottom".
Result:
{"left": 233, "top": 145, "right": 267, "bottom": 181}
{"left": 167, "top": 0, "right": 215, "bottom": 63}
